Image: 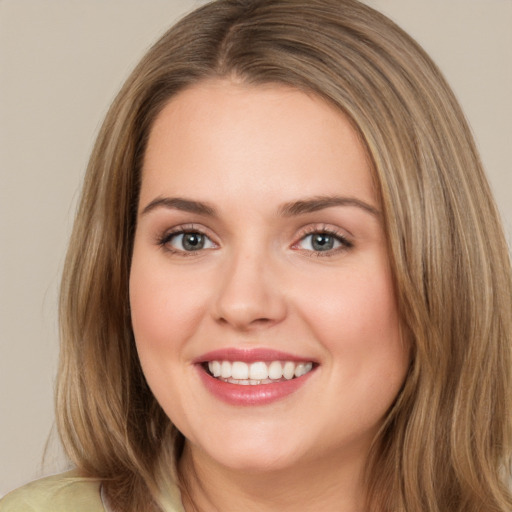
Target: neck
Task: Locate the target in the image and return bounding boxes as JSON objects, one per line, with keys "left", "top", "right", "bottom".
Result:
{"left": 178, "top": 442, "right": 368, "bottom": 512}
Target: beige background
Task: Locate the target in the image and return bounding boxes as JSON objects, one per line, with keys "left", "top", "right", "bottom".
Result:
{"left": 1, "top": 0, "right": 510, "bottom": 497}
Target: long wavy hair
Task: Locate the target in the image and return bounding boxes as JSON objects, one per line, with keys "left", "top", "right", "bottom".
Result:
{"left": 56, "top": 0, "right": 512, "bottom": 510}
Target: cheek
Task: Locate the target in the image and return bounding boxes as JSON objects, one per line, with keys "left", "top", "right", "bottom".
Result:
{"left": 300, "top": 263, "right": 399, "bottom": 345}
{"left": 129, "top": 250, "right": 209, "bottom": 360}
{"left": 128, "top": 250, "right": 209, "bottom": 420}
{"left": 296, "top": 257, "right": 407, "bottom": 391}
{"left": 130, "top": 251, "right": 198, "bottom": 332}
{"left": 301, "top": 264, "right": 408, "bottom": 430}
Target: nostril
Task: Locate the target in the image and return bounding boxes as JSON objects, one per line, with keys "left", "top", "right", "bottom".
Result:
{"left": 252, "top": 317, "right": 272, "bottom": 325}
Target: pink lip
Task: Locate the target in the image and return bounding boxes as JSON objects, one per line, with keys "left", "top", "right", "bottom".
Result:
{"left": 197, "top": 367, "right": 315, "bottom": 406}
{"left": 194, "top": 348, "right": 314, "bottom": 364}
{"left": 193, "top": 348, "right": 317, "bottom": 406}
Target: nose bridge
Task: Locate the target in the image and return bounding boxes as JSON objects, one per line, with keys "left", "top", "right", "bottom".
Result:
{"left": 213, "top": 240, "right": 286, "bottom": 330}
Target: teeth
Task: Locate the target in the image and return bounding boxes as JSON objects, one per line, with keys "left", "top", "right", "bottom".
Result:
{"left": 209, "top": 361, "right": 221, "bottom": 377}
{"left": 249, "top": 361, "right": 268, "bottom": 380}
{"left": 232, "top": 361, "right": 249, "bottom": 380}
{"left": 283, "top": 361, "right": 295, "bottom": 380}
{"left": 294, "top": 362, "right": 313, "bottom": 377}
{"left": 221, "top": 361, "right": 231, "bottom": 379}
{"left": 206, "top": 360, "right": 314, "bottom": 384}
{"left": 268, "top": 361, "right": 283, "bottom": 379}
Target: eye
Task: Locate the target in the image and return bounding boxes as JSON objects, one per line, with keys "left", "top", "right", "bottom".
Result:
{"left": 295, "top": 230, "right": 352, "bottom": 254}
{"left": 162, "top": 230, "right": 216, "bottom": 252}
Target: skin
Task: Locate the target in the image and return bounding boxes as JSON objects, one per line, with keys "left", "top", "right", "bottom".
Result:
{"left": 130, "top": 79, "right": 410, "bottom": 512}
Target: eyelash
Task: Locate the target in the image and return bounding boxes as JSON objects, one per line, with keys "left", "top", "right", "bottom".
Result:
{"left": 157, "top": 224, "right": 353, "bottom": 257}
{"left": 292, "top": 226, "right": 353, "bottom": 257}
{"left": 157, "top": 224, "right": 216, "bottom": 256}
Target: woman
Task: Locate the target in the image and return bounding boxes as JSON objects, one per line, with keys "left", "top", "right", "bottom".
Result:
{"left": 1, "top": 0, "right": 511, "bottom": 511}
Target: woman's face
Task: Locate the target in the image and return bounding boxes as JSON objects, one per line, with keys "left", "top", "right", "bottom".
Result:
{"left": 130, "top": 79, "right": 409, "bottom": 474}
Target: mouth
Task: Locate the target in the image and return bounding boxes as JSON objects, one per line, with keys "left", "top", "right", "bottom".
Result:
{"left": 203, "top": 360, "right": 315, "bottom": 385}
{"left": 194, "top": 349, "right": 318, "bottom": 405}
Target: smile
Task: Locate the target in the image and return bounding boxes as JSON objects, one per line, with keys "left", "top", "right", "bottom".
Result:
{"left": 206, "top": 360, "right": 314, "bottom": 384}
{"left": 194, "top": 349, "right": 318, "bottom": 405}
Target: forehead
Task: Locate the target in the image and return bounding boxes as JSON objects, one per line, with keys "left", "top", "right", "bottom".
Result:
{"left": 140, "top": 79, "right": 376, "bottom": 210}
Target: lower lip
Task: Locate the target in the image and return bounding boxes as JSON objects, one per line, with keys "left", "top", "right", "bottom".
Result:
{"left": 197, "top": 366, "right": 315, "bottom": 406}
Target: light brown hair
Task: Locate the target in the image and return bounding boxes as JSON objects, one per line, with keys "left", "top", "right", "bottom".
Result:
{"left": 57, "top": 1, "right": 512, "bottom": 510}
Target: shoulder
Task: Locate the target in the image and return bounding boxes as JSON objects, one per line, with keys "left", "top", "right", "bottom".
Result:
{"left": 0, "top": 470, "right": 104, "bottom": 512}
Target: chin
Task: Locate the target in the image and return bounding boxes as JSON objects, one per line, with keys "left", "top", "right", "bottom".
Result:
{"left": 189, "top": 426, "right": 310, "bottom": 474}
{"left": 208, "top": 446, "right": 300, "bottom": 474}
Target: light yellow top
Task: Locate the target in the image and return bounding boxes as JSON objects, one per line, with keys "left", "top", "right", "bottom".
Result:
{"left": 0, "top": 470, "right": 185, "bottom": 512}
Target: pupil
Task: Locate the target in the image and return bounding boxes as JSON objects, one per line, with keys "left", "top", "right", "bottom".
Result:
{"left": 312, "top": 234, "right": 334, "bottom": 251}
{"left": 183, "top": 233, "right": 204, "bottom": 251}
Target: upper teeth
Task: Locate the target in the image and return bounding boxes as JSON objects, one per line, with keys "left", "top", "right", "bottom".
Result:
{"left": 207, "top": 360, "right": 313, "bottom": 381}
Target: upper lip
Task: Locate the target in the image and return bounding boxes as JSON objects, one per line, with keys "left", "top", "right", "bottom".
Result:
{"left": 193, "top": 348, "right": 317, "bottom": 364}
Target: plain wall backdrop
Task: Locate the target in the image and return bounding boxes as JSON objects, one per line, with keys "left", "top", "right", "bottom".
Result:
{"left": 1, "top": 0, "right": 511, "bottom": 497}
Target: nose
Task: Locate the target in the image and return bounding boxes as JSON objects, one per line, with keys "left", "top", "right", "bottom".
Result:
{"left": 212, "top": 248, "right": 287, "bottom": 331}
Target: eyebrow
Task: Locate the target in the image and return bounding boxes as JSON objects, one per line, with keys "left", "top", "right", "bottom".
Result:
{"left": 278, "top": 195, "right": 380, "bottom": 217}
{"left": 140, "top": 194, "right": 380, "bottom": 218}
{"left": 141, "top": 197, "right": 217, "bottom": 217}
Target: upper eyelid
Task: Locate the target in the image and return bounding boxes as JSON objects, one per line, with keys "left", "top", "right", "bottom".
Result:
{"left": 296, "top": 224, "right": 352, "bottom": 241}
{"left": 158, "top": 224, "right": 217, "bottom": 245}
{"left": 161, "top": 223, "right": 212, "bottom": 236}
